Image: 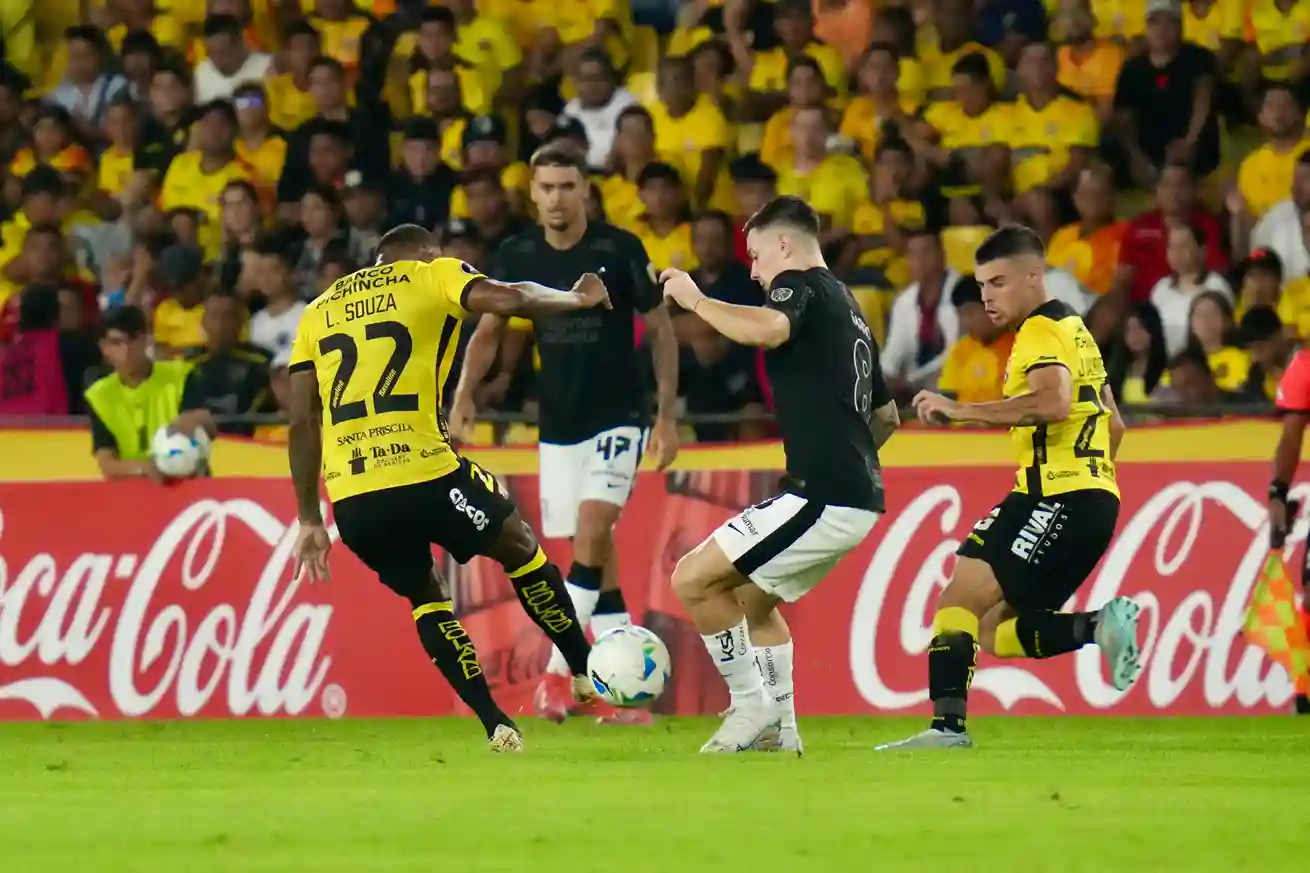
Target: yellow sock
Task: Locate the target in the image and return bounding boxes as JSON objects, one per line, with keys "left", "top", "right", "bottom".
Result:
{"left": 992, "top": 617, "right": 1027, "bottom": 658}
{"left": 931, "top": 606, "right": 979, "bottom": 638}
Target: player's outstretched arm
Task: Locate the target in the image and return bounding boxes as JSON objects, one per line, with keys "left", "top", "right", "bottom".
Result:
{"left": 660, "top": 268, "right": 791, "bottom": 348}
{"left": 933, "top": 364, "right": 1073, "bottom": 426}
{"left": 463, "top": 274, "right": 611, "bottom": 317}
{"left": 287, "top": 369, "right": 325, "bottom": 526}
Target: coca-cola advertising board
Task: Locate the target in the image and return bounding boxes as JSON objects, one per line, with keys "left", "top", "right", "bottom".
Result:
{"left": 0, "top": 448, "right": 1303, "bottom": 721}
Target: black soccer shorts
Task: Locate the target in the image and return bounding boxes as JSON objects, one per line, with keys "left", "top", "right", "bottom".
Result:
{"left": 333, "top": 457, "right": 516, "bottom": 601}
{"left": 956, "top": 489, "right": 1120, "bottom": 611}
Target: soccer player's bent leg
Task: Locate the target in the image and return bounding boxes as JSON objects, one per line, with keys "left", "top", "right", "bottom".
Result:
{"left": 406, "top": 567, "right": 522, "bottom": 752}
{"left": 738, "top": 586, "right": 803, "bottom": 755}
{"left": 543, "top": 499, "right": 623, "bottom": 684}
{"left": 671, "top": 539, "right": 781, "bottom": 753}
{"left": 484, "top": 510, "right": 599, "bottom": 707}
{"left": 980, "top": 598, "right": 1143, "bottom": 691}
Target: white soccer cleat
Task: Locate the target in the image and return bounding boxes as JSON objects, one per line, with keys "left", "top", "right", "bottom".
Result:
{"left": 699, "top": 696, "right": 781, "bottom": 753}
{"left": 875, "top": 728, "right": 973, "bottom": 750}
{"left": 1095, "top": 596, "right": 1142, "bottom": 692}
{"left": 750, "top": 724, "right": 804, "bottom": 756}
{"left": 489, "top": 724, "right": 524, "bottom": 753}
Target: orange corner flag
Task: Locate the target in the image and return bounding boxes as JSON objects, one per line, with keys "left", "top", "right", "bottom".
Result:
{"left": 1244, "top": 552, "right": 1310, "bottom": 695}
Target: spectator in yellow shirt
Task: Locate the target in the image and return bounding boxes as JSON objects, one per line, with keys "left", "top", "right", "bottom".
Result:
{"left": 233, "top": 83, "right": 287, "bottom": 193}
{"left": 151, "top": 244, "right": 209, "bottom": 358}
{"left": 600, "top": 106, "right": 659, "bottom": 231}
{"left": 97, "top": 99, "right": 139, "bottom": 204}
{"left": 159, "top": 99, "right": 254, "bottom": 261}
{"left": 1234, "top": 83, "right": 1310, "bottom": 222}
{"left": 404, "top": 8, "right": 493, "bottom": 117}
{"left": 1235, "top": 246, "right": 1310, "bottom": 338}
{"left": 307, "top": 0, "right": 371, "bottom": 73}
{"left": 1242, "top": 0, "right": 1310, "bottom": 95}
{"left": 1009, "top": 41, "right": 1100, "bottom": 239}
{"left": 773, "top": 106, "right": 869, "bottom": 234}
{"left": 1056, "top": 0, "right": 1125, "bottom": 124}
{"left": 1186, "top": 289, "right": 1251, "bottom": 392}
{"left": 919, "top": 0, "right": 1008, "bottom": 101}
{"left": 265, "top": 20, "right": 321, "bottom": 132}
{"left": 938, "top": 274, "right": 1015, "bottom": 404}
{"left": 445, "top": 0, "right": 524, "bottom": 109}
{"left": 649, "top": 55, "right": 732, "bottom": 210}
{"left": 632, "top": 162, "right": 698, "bottom": 272}
{"left": 841, "top": 139, "right": 925, "bottom": 290}
{"left": 760, "top": 56, "right": 831, "bottom": 169}
{"left": 840, "top": 42, "right": 919, "bottom": 162}
{"left": 449, "top": 115, "right": 530, "bottom": 219}
{"left": 1182, "top": 0, "right": 1244, "bottom": 70}
{"left": 738, "top": 0, "right": 846, "bottom": 122}
{"left": 910, "top": 51, "right": 1011, "bottom": 222}
{"left": 108, "top": 0, "right": 186, "bottom": 53}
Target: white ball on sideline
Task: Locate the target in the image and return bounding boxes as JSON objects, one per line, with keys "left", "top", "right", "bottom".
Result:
{"left": 151, "top": 427, "right": 205, "bottom": 478}
{"left": 587, "top": 625, "right": 672, "bottom": 708}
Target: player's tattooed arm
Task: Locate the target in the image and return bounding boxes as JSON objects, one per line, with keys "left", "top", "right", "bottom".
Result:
{"left": 287, "top": 369, "right": 325, "bottom": 525}
{"left": 463, "top": 274, "right": 612, "bottom": 317}
{"left": 1101, "top": 384, "right": 1126, "bottom": 460}
{"left": 869, "top": 400, "right": 900, "bottom": 449}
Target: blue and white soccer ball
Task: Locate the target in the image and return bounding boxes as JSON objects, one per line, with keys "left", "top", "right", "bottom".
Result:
{"left": 588, "top": 625, "right": 672, "bottom": 708}
{"left": 150, "top": 426, "right": 211, "bottom": 478}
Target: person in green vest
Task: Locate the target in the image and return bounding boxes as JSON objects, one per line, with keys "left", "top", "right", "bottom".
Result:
{"left": 85, "top": 304, "right": 215, "bottom": 480}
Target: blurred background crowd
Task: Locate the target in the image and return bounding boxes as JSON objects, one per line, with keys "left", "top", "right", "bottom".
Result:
{"left": 0, "top": 0, "right": 1308, "bottom": 451}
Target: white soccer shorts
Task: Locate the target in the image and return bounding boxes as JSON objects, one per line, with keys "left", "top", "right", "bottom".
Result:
{"left": 538, "top": 424, "right": 645, "bottom": 539}
{"left": 712, "top": 493, "right": 879, "bottom": 602}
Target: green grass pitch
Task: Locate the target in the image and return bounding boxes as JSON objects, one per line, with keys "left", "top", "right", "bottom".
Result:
{"left": 2, "top": 716, "right": 1306, "bottom": 872}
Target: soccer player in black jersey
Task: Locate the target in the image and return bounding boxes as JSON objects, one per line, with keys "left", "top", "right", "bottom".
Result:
{"left": 660, "top": 196, "right": 900, "bottom": 753}
{"left": 879, "top": 225, "right": 1141, "bottom": 750}
{"left": 450, "top": 145, "right": 681, "bottom": 724}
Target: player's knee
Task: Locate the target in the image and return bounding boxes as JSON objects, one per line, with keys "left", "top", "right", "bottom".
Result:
{"left": 937, "top": 558, "right": 1004, "bottom": 616}
{"left": 671, "top": 552, "right": 710, "bottom": 605}
{"left": 489, "top": 512, "right": 539, "bottom": 573}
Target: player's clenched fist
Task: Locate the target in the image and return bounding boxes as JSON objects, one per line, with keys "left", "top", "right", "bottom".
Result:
{"left": 911, "top": 390, "right": 960, "bottom": 425}
{"left": 659, "top": 268, "right": 704, "bottom": 311}
{"left": 571, "top": 272, "right": 612, "bottom": 309}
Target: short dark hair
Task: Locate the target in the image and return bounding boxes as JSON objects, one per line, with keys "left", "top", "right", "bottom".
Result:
{"left": 65, "top": 24, "right": 109, "bottom": 54}
{"left": 616, "top": 105, "right": 654, "bottom": 133}
{"left": 1261, "top": 79, "right": 1305, "bottom": 111}
{"left": 695, "top": 210, "right": 735, "bottom": 236}
{"left": 17, "top": 284, "right": 59, "bottom": 332}
{"left": 101, "top": 305, "right": 148, "bottom": 339}
{"left": 23, "top": 224, "right": 63, "bottom": 245}
{"left": 530, "top": 143, "right": 587, "bottom": 175}
{"left": 419, "top": 6, "right": 458, "bottom": 29}
{"left": 951, "top": 274, "right": 983, "bottom": 308}
{"left": 153, "top": 56, "right": 193, "bottom": 87}
{"left": 252, "top": 235, "right": 294, "bottom": 265}
{"left": 1240, "top": 304, "right": 1283, "bottom": 344}
{"left": 377, "top": 224, "right": 437, "bottom": 261}
{"left": 285, "top": 20, "right": 320, "bottom": 42}
{"left": 222, "top": 178, "right": 260, "bottom": 203}
{"left": 202, "top": 14, "right": 244, "bottom": 40}
{"left": 637, "top": 161, "right": 682, "bottom": 187}
{"left": 309, "top": 119, "right": 352, "bottom": 147}
{"left": 121, "top": 28, "right": 161, "bottom": 58}
{"left": 742, "top": 195, "right": 820, "bottom": 237}
{"left": 461, "top": 167, "right": 504, "bottom": 189}
{"left": 196, "top": 98, "right": 237, "bottom": 126}
{"left": 951, "top": 51, "right": 992, "bottom": 83}
{"left": 786, "top": 55, "right": 823, "bottom": 81}
{"left": 578, "top": 46, "right": 616, "bottom": 76}
{"left": 974, "top": 224, "right": 1046, "bottom": 265}
{"left": 729, "top": 154, "right": 778, "bottom": 185}
{"left": 1171, "top": 221, "right": 1206, "bottom": 248}
{"left": 308, "top": 55, "right": 345, "bottom": 78}
{"left": 302, "top": 183, "right": 342, "bottom": 210}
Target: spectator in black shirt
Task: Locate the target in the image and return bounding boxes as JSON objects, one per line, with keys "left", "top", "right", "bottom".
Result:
{"left": 674, "top": 211, "right": 766, "bottom": 442}
{"left": 386, "top": 117, "right": 457, "bottom": 229}
{"left": 461, "top": 168, "right": 529, "bottom": 250}
{"left": 1111, "top": 0, "right": 1221, "bottom": 184}
{"left": 278, "top": 56, "right": 392, "bottom": 209}
{"left": 279, "top": 118, "right": 353, "bottom": 221}
{"left": 291, "top": 184, "right": 350, "bottom": 298}
{"left": 216, "top": 179, "right": 264, "bottom": 296}
{"left": 134, "top": 59, "right": 196, "bottom": 180}
{"left": 120, "top": 29, "right": 163, "bottom": 103}
{"left": 186, "top": 288, "right": 275, "bottom": 436}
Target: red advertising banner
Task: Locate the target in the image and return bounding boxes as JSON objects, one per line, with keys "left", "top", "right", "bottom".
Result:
{"left": 0, "top": 463, "right": 1303, "bottom": 721}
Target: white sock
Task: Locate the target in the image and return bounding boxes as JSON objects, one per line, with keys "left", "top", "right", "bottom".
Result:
{"left": 701, "top": 619, "right": 766, "bottom": 706}
{"left": 755, "top": 642, "right": 796, "bottom": 730}
{"left": 545, "top": 582, "right": 602, "bottom": 676}
{"left": 590, "top": 611, "right": 630, "bottom": 638}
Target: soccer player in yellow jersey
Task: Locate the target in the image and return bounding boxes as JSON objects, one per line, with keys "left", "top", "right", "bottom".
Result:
{"left": 286, "top": 223, "right": 612, "bottom": 752}
{"left": 881, "top": 226, "right": 1142, "bottom": 750}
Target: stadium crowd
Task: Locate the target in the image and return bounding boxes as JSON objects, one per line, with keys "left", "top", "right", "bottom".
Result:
{"left": 0, "top": 0, "right": 1309, "bottom": 462}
